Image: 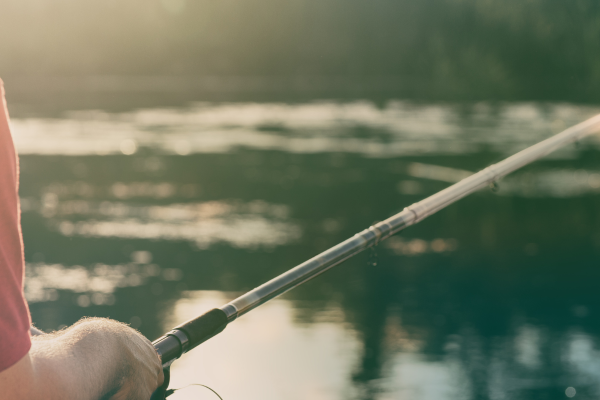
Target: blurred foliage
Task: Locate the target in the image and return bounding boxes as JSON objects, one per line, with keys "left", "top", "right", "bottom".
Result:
{"left": 1, "top": 0, "right": 600, "bottom": 101}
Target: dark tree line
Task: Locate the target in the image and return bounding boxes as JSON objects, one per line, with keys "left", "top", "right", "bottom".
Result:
{"left": 1, "top": 0, "right": 600, "bottom": 101}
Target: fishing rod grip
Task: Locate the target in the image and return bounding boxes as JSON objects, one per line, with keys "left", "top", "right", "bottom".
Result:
{"left": 153, "top": 308, "right": 229, "bottom": 368}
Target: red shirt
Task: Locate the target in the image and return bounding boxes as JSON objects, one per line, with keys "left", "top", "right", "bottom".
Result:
{"left": 0, "top": 78, "right": 32, "bottom": 372}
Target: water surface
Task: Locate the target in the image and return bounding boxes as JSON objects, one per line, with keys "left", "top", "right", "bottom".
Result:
{"left": 16, "top": 99, "right": 600, "bottom": 400}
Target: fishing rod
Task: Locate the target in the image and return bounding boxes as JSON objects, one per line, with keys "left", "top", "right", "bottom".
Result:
{"left": 150, "top": 114, "right": 600, "bottom": 397}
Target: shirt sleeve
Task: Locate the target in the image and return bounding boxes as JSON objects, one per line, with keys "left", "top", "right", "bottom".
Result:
{"left": 0, "top": 78, "right": 32, "bottom": 372}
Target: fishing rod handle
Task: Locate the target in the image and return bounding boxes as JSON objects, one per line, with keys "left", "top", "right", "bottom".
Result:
{"left": 153, "top": 308, "right": 229, "bottom": 368}
{"left": 150, "top": 367, "right": 171, "bottom": 400}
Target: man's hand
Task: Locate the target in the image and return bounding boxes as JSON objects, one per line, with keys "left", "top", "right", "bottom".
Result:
{"left": 0, "top": 318, "right": 164, "bottom": 400}
{"left": 104, "top": 320, "right": 165, "bottom": 400}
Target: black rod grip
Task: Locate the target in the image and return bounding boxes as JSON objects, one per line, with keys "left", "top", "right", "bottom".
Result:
{"left": 174, "top": 308, "right": 228, "bottom": 350}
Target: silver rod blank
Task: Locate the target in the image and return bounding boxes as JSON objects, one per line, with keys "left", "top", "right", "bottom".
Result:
{"left": 220, "top": 114, "right": 600, "bottom": 322}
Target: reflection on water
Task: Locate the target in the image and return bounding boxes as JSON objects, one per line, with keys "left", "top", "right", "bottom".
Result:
{"left": 383, "top": 236, "right": 458, "bottom": 256}
{"left": 19, "top": 99, "right": 600, "bottom": 400}
{"left": 165, "top": 292, "right": 600, "bottom": 400}
{"left": 166, "top": 291, "right": 361, "bottom": 400}
{"left": 11, "top": 101, "right": 600, "bottom": 157}
{"left": 47, "top": 199, "right": 297, "bottom": 249}
{"left": 25, "top": 260, "right": 178, "bottom": 305}
{"left": 21, "top": 181, "right": 299, "bottom": 248}
{"left": 407, "top": 162, "right": 600, "bottom": 198}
